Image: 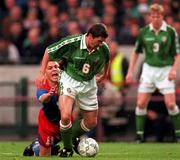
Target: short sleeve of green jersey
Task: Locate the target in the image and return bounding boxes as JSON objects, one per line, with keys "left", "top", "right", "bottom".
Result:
{"left": 102, "top": 43, "right": 110, "bottom": 63}
{"left": 47, "top": 38, "right": 69, "bottom": 61}
{"left": 135, "top": 28, "right": 144, "bottom": 54}
{"left": 173, "top": 29, "right": 180, "bottom": 55}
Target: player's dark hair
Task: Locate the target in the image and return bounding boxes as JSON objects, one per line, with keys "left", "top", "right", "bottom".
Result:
{"left": 87, "top": 23, "right": 108, "bottom": 38}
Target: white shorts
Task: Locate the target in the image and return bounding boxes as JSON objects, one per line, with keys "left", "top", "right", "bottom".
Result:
{"left": 138, "top": 63, "right": 175, "bottom": 94}
{"left": 59, "top": 71, "right": 98, "bottom": 111}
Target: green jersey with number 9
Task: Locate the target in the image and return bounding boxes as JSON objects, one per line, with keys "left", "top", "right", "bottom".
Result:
{"left": 47, "top": 34, "right": 110, "bottom": 81}
{"left": 135, "top": 22, "right": 180, "bottom": 67}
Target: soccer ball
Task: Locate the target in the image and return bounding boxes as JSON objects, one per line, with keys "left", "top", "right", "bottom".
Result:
{"left": 77, "top": 137, "right": 99, "bottom": 157}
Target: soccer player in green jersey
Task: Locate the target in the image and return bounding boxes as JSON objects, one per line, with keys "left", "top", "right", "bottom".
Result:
{"left": 126, "top": 4, "right": 180, "bottom": 142}
{"left": 36, "top": 23, "right": 110, "bottom": 156}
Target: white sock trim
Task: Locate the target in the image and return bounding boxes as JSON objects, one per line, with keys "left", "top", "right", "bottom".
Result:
{"left": 80, "top": 119, "right": 91, "bottom": 132}
{"left": 60, "top": 120, "right": 72, "bottom": 130}
{"left": 135, "top": 107, "right": 147, "bottom": 116}
{"left": 175, "top": 130, "right": 180, "bottom": 134}
{"left": 168, "top": 105, "right": 180, "bottom": 116}
{"left": 137, "top": 131, "right": 144, "bottom": 135}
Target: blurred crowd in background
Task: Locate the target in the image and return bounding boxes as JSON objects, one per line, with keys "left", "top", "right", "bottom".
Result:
{"left": 0, "top": 0, "right": 180, "bottom": 141}
{"left": 0, "top": 0, "right": 179, "bottom": 64}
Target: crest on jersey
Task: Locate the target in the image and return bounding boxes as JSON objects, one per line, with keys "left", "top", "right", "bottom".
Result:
{"left": 162, "top": 36, "right": 167, "bottom": 42}
{"left": 94, "top": 57, "right": 99, "bottom": 63}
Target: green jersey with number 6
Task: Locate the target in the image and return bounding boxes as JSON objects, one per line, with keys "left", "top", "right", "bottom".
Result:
{"left": 135, "top": 21, "right": 180, "bottom": 67}
{"left": 47, "top": 34, "right": 110, "bottom": 81}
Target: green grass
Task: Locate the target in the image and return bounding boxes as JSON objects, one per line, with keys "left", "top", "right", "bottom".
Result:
{"left": 0, "top": 141, "right": 180, "bottom": 160}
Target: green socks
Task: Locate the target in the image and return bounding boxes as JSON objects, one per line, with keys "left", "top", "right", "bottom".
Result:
{"left": 61, "top": 126, "right": 73, "bottom": 149}
{"left": 72, "top": 119, "right": 87, "bottom": 140}
{"left": 136, "top": 115, "right": 146, "bottom": 137}
{"left": 170, "top": 113, "right": 180, "bottom": 137}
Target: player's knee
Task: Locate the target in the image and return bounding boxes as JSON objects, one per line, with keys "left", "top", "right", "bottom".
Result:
{"left": 61, "top": 114, "right": 71, "bottom": 125}
{"left": 137, "top": 100, "right": 147, "bottom": 108}
{"left": 84, "top": 118, "right": 97, "bottom": 129}
{"left": 165, "top": 101, "right": 176, "bottom": 110}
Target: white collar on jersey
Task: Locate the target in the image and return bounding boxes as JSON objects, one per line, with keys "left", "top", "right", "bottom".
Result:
{"left": 80, "top": 33, "right": 101, "bottom": 54}
{"left": 149, "top": 21, "right": 167, "bottom": 32}
{"left": 80, "top": 33, "right": 97, "bottom": 54}
{"left": 80, "top": 34, "right": 87, "bottom": 50}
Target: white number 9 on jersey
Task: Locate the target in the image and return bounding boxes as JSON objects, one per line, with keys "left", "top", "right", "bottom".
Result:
{"left": 153, "top": 43, "right": 159, "bottom": 53}
{"left": 82, "top": 63, "right": 90, "bottom": 74}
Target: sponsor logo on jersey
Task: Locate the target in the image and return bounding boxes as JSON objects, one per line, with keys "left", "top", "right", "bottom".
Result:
{"left": 145, "top": 37, "right": 155, "bottom": 41}
{"left": 74, "top": 57, "right": 85, "bottom": 59}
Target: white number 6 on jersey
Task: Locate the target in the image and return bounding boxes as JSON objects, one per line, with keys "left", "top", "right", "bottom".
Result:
{"left": 82, "top": 63, "right": 90, "bottom": 74}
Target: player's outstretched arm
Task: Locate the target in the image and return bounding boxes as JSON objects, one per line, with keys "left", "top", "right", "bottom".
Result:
{"left": 125, "top": 52, "right": 139, "bottom": 84}
{"left": 39, "top": 86, "right": 58, "bottom": 103}
{"left": 168, "top": 54, "right": 180, "bottom": 81}
{"left": 96, "top": 62, "right": 110, "bottom": 84}
{"left": 35, "top": 48, "right": 49, "bottom": 87}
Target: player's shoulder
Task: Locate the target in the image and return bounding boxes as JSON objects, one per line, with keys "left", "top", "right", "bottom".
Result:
{"left": 139, "top": 25, "right": 150, "bottom": 34}
{"left": 38, "top": 79, "right": 51, "bottom": 91}
{"left": 101, "top": 42, "right": 110, "bottom": 53}
{"left": 136, "top": 25, "right": 150, "bottom": 39}
{"left": 166, "top": 24, "right": 177, "bottom": 34}
{"left": 61, "top": 34, "right": 83, "bottom": 42}
{"left": 101, "top": 42, "right": 110, "bottom": 61}
{"left": 48, "top": 34, "right": 82, "bottom": 51}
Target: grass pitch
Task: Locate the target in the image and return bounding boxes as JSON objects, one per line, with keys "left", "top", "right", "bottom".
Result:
{"left": 0, "top": 141, "right": 180, "bottom": 160}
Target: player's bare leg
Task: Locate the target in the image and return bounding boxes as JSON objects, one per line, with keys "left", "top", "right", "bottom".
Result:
{"left": 164, "top": 93, "right": 180, "bottom": 141}
{"left": 135, "top": 92, "right": 151, "bottom": 142}
{"left": 72, "top": 109, "right": 98, "bottom": 153}
{"left": 58, "top": 95, "right": 74, "bottom": 157}
{"left": 39, "top": 145, "right": 51, "bottom": 156}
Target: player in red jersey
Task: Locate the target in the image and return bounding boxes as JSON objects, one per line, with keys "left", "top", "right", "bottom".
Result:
{"left": 24, "top": 61, "right": 61, "bottom": 156}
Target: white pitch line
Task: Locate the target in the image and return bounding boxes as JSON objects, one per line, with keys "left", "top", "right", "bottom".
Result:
{"left": 0, "top": 153, "right": 14, "bottom": 155}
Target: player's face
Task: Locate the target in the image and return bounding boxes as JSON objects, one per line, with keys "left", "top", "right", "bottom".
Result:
{"left": 89, "top": 35, "right": 105, "bottom": 49}
{"left": 46, "top": 61, "right": 60, "bottom": 83}
{"left": 150, "top": 11, "right": 163, "bottom": 29}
